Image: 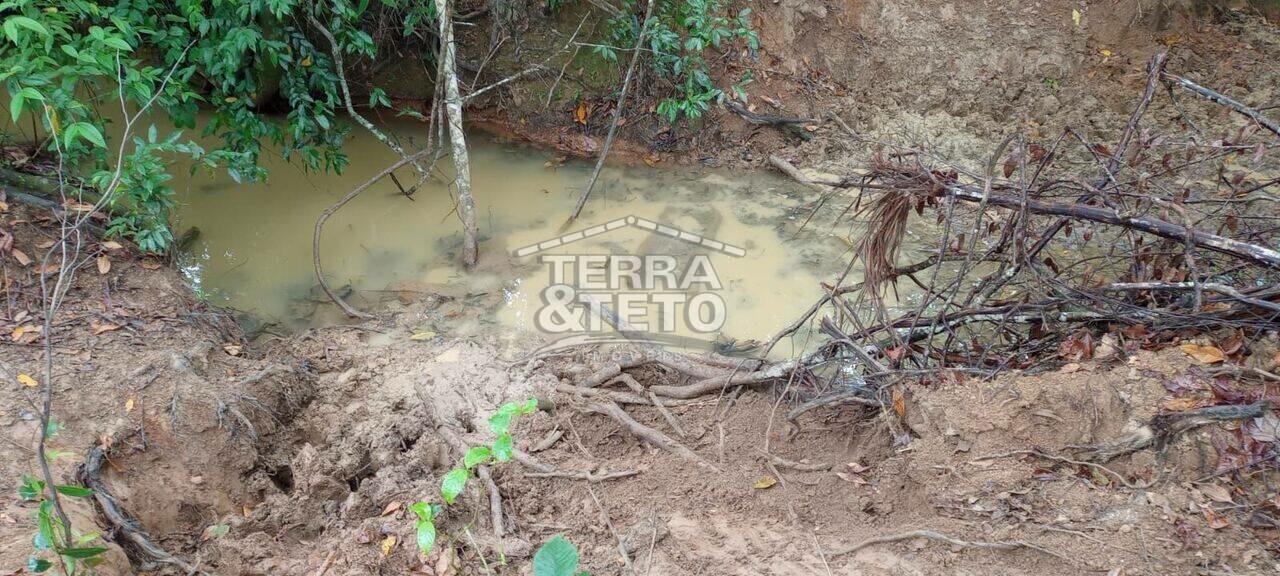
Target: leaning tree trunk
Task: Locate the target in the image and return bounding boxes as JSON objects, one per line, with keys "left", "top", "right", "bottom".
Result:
{"left": 435, "top": 0, "right": 480, "bottom": 267}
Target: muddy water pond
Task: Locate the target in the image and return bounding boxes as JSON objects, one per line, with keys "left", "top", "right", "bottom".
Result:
{"left": 171, "top": 120, "right": 904, "bottom": 352}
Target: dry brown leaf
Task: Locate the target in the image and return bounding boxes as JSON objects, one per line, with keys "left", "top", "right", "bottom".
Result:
{"left": 1199, "top": 483, "right": 1234, "bottom": 504}
{"left": 125, "top": 398, "right": 135, "bottom": 413}
{"left": 1160, "top": 395, "right": 1211, "bottom": 412}
{"left": 101, "top": 240, "right": 124, "bottom": 251}
{"left": 18, "top": 373, "right": 38, "bottom": 387}
{"left": 90, "top": 320, "right": 121, "bottom": 335}
{"left": 380, "top": 501, "right": 402, "bottom": 516}
{"left": 573, "top": 102, "right": 589, "bottom": 125}
{"left": 753, "top": 476, "right": 777, "bottom": 489}
{"left": 10, "top": 248, "right": 31, "bottom": 267}
{"left": 36, "top": 239, "right": 55, "bottom": 249}
{"left": 1059, "top": 362, "right": 1082, "bottom": 373}
{"left": 1180, "top": 343, "right": 1225, "bottom": 364}
{"left": 1203, "top": 507, "right": 1230, "bottom": 530}
{"left": 11, "top": 324, "right": 39, "bottom": 341}
{"left": 891, "top": 388, "right": 906, "bottom": 418}
{"left": 223, "top": 344, "right": 242, "bottom": 356}
{"left": 435, "top": 547, "right": 458, "bottom": 576}
{"left": 139, "top": 258, "right": 162, "bottom": 270}
{"left": 96, "top": 255, "right": 111, "bottom": 275}
{"left": 380, "top": 535, "right": 397, "bottom": 556}
{"left": 835, "top": 472, "right": 868, "bottom": 485}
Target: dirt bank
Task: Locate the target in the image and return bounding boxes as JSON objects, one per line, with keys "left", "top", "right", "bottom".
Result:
{"left": 3, "top": 197, "right": 1278, "bottom": 574}
{"left": 458, "top": 0, "right": 1278, "bottom": 173}
{"left": 4, "top": 1, "right": 1280, "bottom": 574}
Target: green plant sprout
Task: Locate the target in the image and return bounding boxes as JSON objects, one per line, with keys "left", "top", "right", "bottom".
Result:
{"left": 412, "top": 399, "right": 539, "bottom": 556}
{"left": 18, "top": 421, "right": 106, "bottom": 574}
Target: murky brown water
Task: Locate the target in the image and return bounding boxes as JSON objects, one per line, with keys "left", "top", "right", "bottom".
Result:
{"left": 168, "top": 119, "right": 888, "bottom": 349}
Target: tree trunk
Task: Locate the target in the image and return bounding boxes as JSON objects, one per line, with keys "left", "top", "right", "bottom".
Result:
{"left": 435, "top": 0, "right": 480, "bottom": 267}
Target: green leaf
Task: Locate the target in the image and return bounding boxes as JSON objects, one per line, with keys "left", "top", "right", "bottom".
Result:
{"left": 67, "top": 122, "right": 106, "bottom": 148}
{"left": 32, "top": 529, "right": 52, "bottom": 551}
{"left": 27, "top": 557, "right": 52, "bottom": 573}
{"left": 102, "top": 36, "right": 133, "bottom": 51}
{"left": 415, "top": 519, "right": 436, "bottom": 554}
{"left": 4, "top": 16, "right": 48, "bottom": 43}
{"left": 408, "top": 501, "right": 435, "bottom": 522}
{"left": 18, "top": 475, "right": 43, "bottom": 501}
{"left": 533, "top": 535, "right": 580, "bottom": 576}
{"left": 492, "top": 433, "right": 514, "bottom": 462}
{"left": 9, "top": 91, "right": 23, "bottom": 122}
{"left": 488, "top": 398, "right": 538, "bottom": 435}
{"left": 440, "top": 467, "right": 468, "bottom": 505}
{"left": 61, "top": 546, "right": 107, "bottom": 559}
{"left": 464, "top": 445, "right": 493, "bottom": 468}
{"left": 489, "top": 411, "right": 514, "bottom": 436}
{"left": 55, "top": 485, "right": 93, "bottom": 498}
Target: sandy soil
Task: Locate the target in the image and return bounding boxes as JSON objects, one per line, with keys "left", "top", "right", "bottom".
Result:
{"left": 3, "top": 196, "right": 1278, "bottom": 575}
{"left": 3, "top": 1, "right": 1280, "bottom": 575}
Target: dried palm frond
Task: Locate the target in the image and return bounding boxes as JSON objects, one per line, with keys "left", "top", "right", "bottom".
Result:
{"left": 856, "top": 188, "right": 913, "bottom": 297}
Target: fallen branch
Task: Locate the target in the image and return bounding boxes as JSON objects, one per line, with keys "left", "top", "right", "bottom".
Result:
{"left": 568, "top": 0, "right": 657, "bottom": 221}
{"left": 438, "top": 426, "right": 505, "bottom": 536}
{"left": 1162, "top": 72, "right": 1280, "bottom": 138}
{"left": 1102, "top": 282, "right": 1280, "bottom": 314}
{"left": 827, "top": 529, "right": 1069, "bottom": 564}
{"left": 313, "top": 148, "right": 433, "bottom": 318}
{"left": 932, "top": 181, "right": 1280, "bottom": 268}
{"left": 309, "top": 14, "right": 427, "bottom": 189}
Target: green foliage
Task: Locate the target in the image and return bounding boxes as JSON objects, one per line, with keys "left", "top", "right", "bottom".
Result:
{"left": 412, "top": 399, "right": 539, "bottom": 556}
{"left": 95, "top": 127, "right": 208, "bottom": 253}
{"left": 534, "top": 535, "right": 588, "bottom": 576}
{"left": 0, "top": 0, "right": 409, "bottom": 251}
{"left": 17, "top": 474, "right": 105, "bottom": 574}
{"left": 598, "top": 0, "right": 758, "bottom": 122}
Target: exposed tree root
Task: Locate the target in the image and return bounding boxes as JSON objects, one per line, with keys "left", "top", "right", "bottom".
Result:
{"left": 611, "top": 373, "right": 687, "bottom": 438}
{"left": 1073, "top": 401, "right": 1268, "bottom": 463}
{"left": 585, "top": 400, "right": 720, "bottom": 472}
{"left": 515, "top": 450, "right": 638, "bottom": 482}
{"left": 827, "top": 529, "right": 1071, "bottom": 565}
{"left": 767, "top": 452, "right": 833, "bottom": 472}
{"left": 973, "top": 449, "right": 1145, "bottom": 490}
{"left": 77, "top": 445, "right": 203, "bottom": 574}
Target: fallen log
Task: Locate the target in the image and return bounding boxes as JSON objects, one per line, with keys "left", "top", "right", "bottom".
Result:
{"left": 937, "top": 181, "right": 1280, "bottom": 269}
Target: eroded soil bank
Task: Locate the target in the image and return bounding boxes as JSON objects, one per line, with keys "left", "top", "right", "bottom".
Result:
{"left": 3, "top": 209, "right": 1277, "bottom": 575}
{"left": 3, "top": 1, "right": 1280, "bottom": 575}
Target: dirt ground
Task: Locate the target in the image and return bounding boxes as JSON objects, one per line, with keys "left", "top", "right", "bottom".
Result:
{"left": 1, "top": 198, "right": 1278, "bottom": 575}
{"left": 4, "top": 1, "right": 1280, "bottom": 575}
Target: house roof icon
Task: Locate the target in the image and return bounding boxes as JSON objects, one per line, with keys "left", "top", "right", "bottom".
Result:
{"left": 512, "top": 215, "right": 747, "bottom": 257}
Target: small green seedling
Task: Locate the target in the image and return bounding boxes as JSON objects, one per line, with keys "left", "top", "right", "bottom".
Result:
{"left": 19, "top": 474, "right": 105, "bottom": 574}
{"left": 413, "top": 399, "right": 540, "bottom": 555}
